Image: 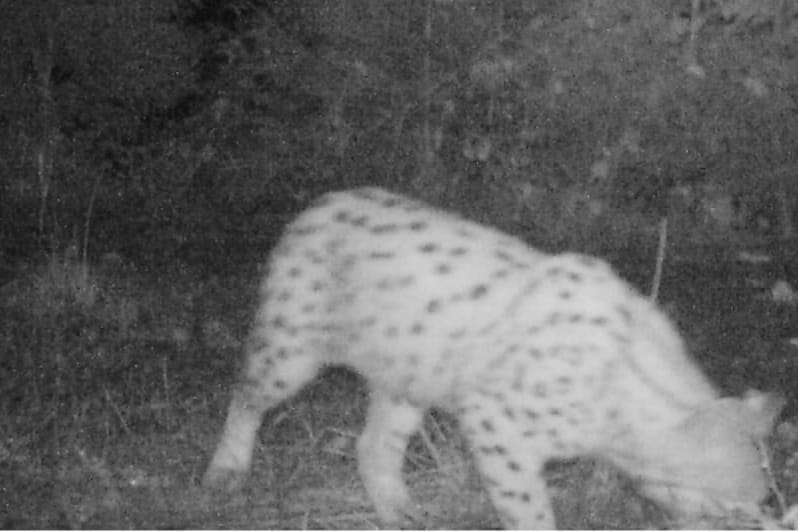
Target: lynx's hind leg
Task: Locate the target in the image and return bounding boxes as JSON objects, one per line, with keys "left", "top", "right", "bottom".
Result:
{"left": 357, "top": 391, "right": 425, "bottom": 526}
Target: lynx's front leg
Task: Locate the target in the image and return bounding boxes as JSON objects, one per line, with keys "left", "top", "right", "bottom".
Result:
{"left": 459, "top": 392, "right": 556, "bottom": 530}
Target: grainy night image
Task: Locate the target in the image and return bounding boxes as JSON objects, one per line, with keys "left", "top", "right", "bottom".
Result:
{"left": 2, "top": 0, "right": 798, "bottom": 529}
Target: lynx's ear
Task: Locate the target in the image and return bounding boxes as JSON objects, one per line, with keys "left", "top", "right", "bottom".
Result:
{"left": 741, "top": 389, "right": 785, "bottom": 438}
{"left": 677, "top": 390, "right": 783, "bottom": 445}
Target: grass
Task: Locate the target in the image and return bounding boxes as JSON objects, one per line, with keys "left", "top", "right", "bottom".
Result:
{"left": 1, "top": 248, "right": 797, "bottom": 529}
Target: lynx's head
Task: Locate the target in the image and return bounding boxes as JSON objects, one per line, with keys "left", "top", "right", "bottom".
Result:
{"left": 636, "top": 390, "right": 783, "bottom": 525}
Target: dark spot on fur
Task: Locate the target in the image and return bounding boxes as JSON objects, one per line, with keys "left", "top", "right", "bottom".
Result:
{"left": 334, "top": 210, "right": 349, "bottom": 223}
{"left": 520, "top": 492, "right": 531, "bottom": 503}
{"left": 475, "top": 388, "right": 505, "bottom": 402}
{"left": 507, "top": 460, "right": 521, "bottom": 472}
{"left": 481, "top": 475, "right": 500, "bottom": 487}
{"left": 342, "top": 254, "right": 357, "bottom": 269}
{"left": 276, "top": 290, "right": 292, "bottom": 302}
{"left": 300, "top": 303, "right": 315, "bottom": 313}
{"left": 398, "top": 276, "right": 414, "bottom": 287}
{"left": 528, "top": 348, "right": 542, "bottom": 359}
{"left": 546, "top": 313, "right": 562, "bottom": 326}
{"left": 523, "top": 408, "right": 538, "bottom": 419}
{"left": 286, "top": 225, "right": 317, "bottom": 237}
{"left": 352, "top": 187, "right": 386, "bottom": 202}
{"left": 547, "top": 266, "right": 583, "bottom": 283}
{"left": 503, "top": 407, "right": 516, "bottom": 420}
{"left": 492, "top": 269, "right": 510, "bottom": 279}
{"left": 410, "top": 322, "right": 424, "bottom": 334}
{"left": 272, "top": 379, "right": 287, "bottom": 389}
{"left": 385, "top": 325, "right": 399, "bottom": 337}
{"left": 548, "top": 408, "right": 562, "bottom": 417}
{"left": 382, "top": 197, "right": 401, "bottom": 208}
{"left": 287, "top": 266, "right": 302, "bottom": 278}
{"left": 563, "top": 350, "right": 583, "bottom": 368}
{"left": 436, "top": 263, "right": 452, "bottom": 274}
{"left": 591, "top": 316, "right": 609, "bottom": 326}
{"left": 495, "top": 250, "right": 514, "bottom": 263}
{"left": 369, "top": 250, "right": 395, "bottom": 260}
{"left": 616, "top": 305, "right": 631, "bottom": 322}
{"left": 450, "top": 247, "right": 468, "bottom": 256}
{"left": 409, "top": 221, "right": 428, "bottom": 231}
{"left": 532, "top": 382, "right": 547, "bottom": 397}
{"left": 522, "top": 430, "right": 536, "bottom": 438}
{"left": 568, "top": 271, "right": 583, "bottom": 282}
{"left": 559, "top": 290, "right": 572, "bottom": 300}
{"left": 611, "top": 331, "right": 629, "bottom": 344}
{"left": 372, "top": 223, "right": 399, "bottom": 234}
{"left": 351, "top": 215, "right": 368, "bottom": 227}
{"left": 470, "top": 284, "right": 488, "bottom": 299}
{"left": 449, "top": 328, "right": 467, "bottom": 339}
{"left": 304, "top": 250, "right": 324, "bottom": 265}
{"left": 310, "top": 280, "right": 324, "bottom": 292}
{"left": 481, "top": 419, "right": 495, "bottom": 432}
{"left": 272, "top": 315, "right": 287, "bottom": 328}
{"left": 419, "top": 242, "right": 439, "bottom": 253}
{"left": 274, "top": 348, "right": 289, "bottom": 359}
{"left": 426, "top": 299, "right": 441, "bottom": 313}
{"left": 500, "top": 490, "right": 516, "bottom": 499}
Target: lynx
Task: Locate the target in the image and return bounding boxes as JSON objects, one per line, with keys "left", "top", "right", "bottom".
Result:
{"left": 203, "top": 187, "right": 781, "bottom": 528}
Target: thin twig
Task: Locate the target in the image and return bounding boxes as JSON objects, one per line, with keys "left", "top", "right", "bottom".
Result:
{"left": 103, "top": 387, "right": 131, "bottom": 435}
{"left": 650, "top": 217, "right": 668, "bottom": 302}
